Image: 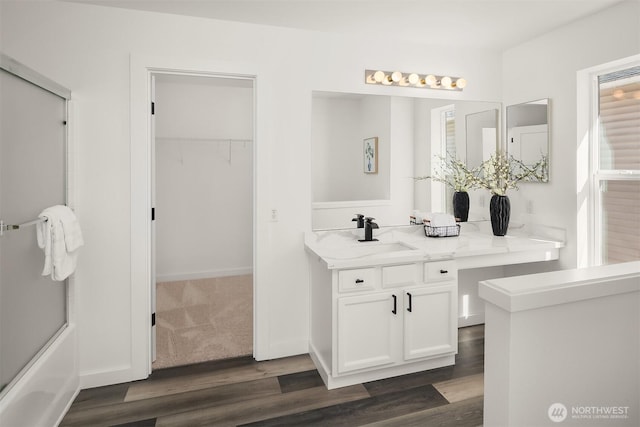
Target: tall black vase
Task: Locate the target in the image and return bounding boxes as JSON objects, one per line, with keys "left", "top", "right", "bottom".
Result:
{"left": 452, "top": 191, "right": 469, "bottom": 222}
{"left": 489, "top": 194, "right": 510, "bottom": 236}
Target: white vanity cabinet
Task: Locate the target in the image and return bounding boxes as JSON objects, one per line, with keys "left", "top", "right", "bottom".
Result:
{"left": 309, "top": 256, "right": 458, "bottom": 389}
{"left": 337, "top": 291, "right": 399, "bottom": 373}
{"left": 403, "top": 284, "right": 457, "bottom": 360}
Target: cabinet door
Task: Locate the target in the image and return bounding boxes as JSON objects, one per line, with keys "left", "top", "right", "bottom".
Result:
{"left": 337, "top": 292, "right": 400, "bottom": 374}
{"left": 404, "top": 284, "right": 457, "bottom": 361}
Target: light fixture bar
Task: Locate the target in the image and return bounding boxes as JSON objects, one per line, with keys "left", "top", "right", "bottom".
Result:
{"left": 365, "top": 69, "right": 466, "bottom": 91}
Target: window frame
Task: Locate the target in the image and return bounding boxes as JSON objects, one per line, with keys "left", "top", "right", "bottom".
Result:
{"left": 578, "top": 55, "right": 640, "bottom": 267}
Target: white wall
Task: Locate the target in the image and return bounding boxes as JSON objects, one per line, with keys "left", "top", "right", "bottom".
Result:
{"left": 154, "top": 76, "right": 253, "bottom": 281}
{"left": 501, "top": 0, "right": 640, "bottom": 271}
{"left": 0, "top": 0, "right": 501, "bottom": 387}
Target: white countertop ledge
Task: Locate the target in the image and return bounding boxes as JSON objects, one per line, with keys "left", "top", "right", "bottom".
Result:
{"left": 305, "top": 222, "right": 565, "bottom": 270}
{"left": 479, "top": 261, "right": 640, "bottom": 313}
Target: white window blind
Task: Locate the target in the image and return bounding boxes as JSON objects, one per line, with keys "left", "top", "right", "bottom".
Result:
{"left": 596, "top": 67, "right": 640, "bottom": 264}
{"left": 444, "top": 109, "right": 456, "bottom": 158}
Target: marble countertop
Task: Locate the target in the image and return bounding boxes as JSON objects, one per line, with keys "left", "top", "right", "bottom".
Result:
{"left": 305, "top": 221, "right": 565, "bottom": 270}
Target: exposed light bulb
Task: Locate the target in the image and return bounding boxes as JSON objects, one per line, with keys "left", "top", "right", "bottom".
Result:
{"left": 425, "top": 75, "right": 437, "bottom": 86}
{"left": 365, "top": 69, "right": 466, "bottom": 91}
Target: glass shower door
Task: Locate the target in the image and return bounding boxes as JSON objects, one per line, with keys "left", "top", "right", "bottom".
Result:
{"left": 0, "top": 66, "right": 68, "bottom": 396}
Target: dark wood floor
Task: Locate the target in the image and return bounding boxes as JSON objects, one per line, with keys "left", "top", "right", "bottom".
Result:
{"left": 61, "top": 325, "right": 484, "bottom": 426}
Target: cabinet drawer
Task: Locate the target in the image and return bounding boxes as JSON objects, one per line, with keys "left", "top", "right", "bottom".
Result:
{"left": 339, "top": 268, "right": 376, "bottom": 292}
{"left": 424, "top": 260, "right": 457, "bottom": 283}
{"left": 382, "top": 264, "right": 417, "bottom": 288}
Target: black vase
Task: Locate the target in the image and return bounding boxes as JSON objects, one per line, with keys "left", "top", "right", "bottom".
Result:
{"left": 452, "top": 191, "right": 469, "bottom": 222}
{"left": 489, "top": 194, "right": 510, "bottom": 236}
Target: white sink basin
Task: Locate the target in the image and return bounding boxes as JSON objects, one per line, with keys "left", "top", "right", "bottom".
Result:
{"left": 321, "top": 241, "right": 418, "bottom": 259}
{"left": 356, "top": 241, "right": 415, "bottom": 253}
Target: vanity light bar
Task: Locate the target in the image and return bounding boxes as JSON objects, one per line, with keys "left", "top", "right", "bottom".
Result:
{"left": 365, "top": 69, "right": 466, "bottom": 91}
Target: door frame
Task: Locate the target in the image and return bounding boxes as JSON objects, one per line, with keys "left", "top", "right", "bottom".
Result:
{"left": 130, "top": 55, "right": 262, "bottom": 378}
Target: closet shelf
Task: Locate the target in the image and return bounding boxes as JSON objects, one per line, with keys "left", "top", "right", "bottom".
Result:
{"left": 155, "top": 137, "right": 252, "bottom": 144}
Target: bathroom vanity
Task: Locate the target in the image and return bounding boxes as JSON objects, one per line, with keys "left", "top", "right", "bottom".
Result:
{"left": 305, "top": 222, "right": 564, "bottom": 389}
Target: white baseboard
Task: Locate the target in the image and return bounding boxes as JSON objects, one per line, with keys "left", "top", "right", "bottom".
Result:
{"left": 79, "top": 365, "right": 143, "bottom": 390}
{"left": 156, "top": 266, "right": 253, "bottom": 283}
{"left": 458, "top": 313, "right": 485, "bottom": 328}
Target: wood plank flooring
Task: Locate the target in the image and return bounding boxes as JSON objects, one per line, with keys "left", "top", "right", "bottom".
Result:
{"left": 60, "top": 325, "right": 484, "bottom": 427}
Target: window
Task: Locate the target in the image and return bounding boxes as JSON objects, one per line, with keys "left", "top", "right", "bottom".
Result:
{"left": 591, "top": 64, "right": 640, "bottom": 265}
{"left": 443, "top": 108, "right": 456, "bottom": 215}
{"left": 444, "top": 108, "right": 456, "bottom": 159}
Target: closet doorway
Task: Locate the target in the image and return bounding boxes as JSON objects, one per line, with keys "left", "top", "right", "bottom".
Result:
{"left": 151, "top": 73, "right": 254, "bottom": 369}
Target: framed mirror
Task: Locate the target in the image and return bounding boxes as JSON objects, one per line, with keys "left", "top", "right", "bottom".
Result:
{"left": 506, "top": 98, "right": 550, "bottom": 182}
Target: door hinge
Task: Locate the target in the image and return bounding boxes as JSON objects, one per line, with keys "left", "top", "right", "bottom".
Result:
{"left": 151, "top": 101, "right": 155, "bottom": 115}
{"left": 151, "top": 312, "right": 156, "bottom": 326}
{"left": 151, "top": 207, "right": 155, "bottom": 221}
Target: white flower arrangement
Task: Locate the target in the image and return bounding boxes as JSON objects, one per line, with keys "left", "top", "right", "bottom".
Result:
{"left": 474, "top": 151, "right": 548, "bottom": 196}
{"left": 415, "top": 154, "right": 480, "bottom": 192}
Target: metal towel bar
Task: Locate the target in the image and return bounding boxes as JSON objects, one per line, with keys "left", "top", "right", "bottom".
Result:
{"left": 0, "top": 218, "right": 47, "bottom": 237}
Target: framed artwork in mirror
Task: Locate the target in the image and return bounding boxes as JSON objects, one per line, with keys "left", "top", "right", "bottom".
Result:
{"left": 364, "top": 137, "right": 378, "bottom": 174}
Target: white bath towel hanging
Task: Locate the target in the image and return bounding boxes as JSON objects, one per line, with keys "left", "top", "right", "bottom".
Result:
{"left": 36, "top": 205, "right": 84, "bottom": 281}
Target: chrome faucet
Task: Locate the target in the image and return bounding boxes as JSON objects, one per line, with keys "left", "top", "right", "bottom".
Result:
{"left": 359, "top": 217, "right": 379, "bottom": 242}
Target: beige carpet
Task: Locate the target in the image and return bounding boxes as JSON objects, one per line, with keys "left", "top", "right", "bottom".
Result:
{"left": 153, "top": 275, "right": 253, "bottom": 369}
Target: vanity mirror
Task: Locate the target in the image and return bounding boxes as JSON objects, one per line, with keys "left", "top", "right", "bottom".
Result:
{"left": 311, "top": 91, "right": 500, "bottom": 230}
{"left": 466, "top": 109, "right": 499, "bottom": 169}
{"left": 506, "top": 98, "right": 549, "bottom": 182}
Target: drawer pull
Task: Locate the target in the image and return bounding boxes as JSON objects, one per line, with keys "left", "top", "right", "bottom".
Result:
{"left": 440, "top": 269, "right": 448, "bottom": 274}
{"left": 355, "top": 279, "right": 364, "bottom": 284}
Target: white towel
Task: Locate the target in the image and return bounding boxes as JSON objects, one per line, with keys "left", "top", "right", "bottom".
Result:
{"left": 425, "top": 213, "right": 457, "bottom": 228}
{"left": 36, "top": 205, "right": 84, "bottom": 281}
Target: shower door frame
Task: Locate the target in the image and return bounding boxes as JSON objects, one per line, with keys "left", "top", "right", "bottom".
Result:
{"left": 0, "top": 53, "right": 79, "bottom": 427}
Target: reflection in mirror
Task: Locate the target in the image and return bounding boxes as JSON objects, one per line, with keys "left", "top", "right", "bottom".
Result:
{"left": 311, "top": 92, "right": 390, "bottom": 203}
{"left": 506, "top": 99, "right": 549, "bottom": 182}
{"left": 311, "top": 91, "right": 501, "bottom": 230}
{"left": 466, "top": 109, "right": 499, "bottom": 170}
